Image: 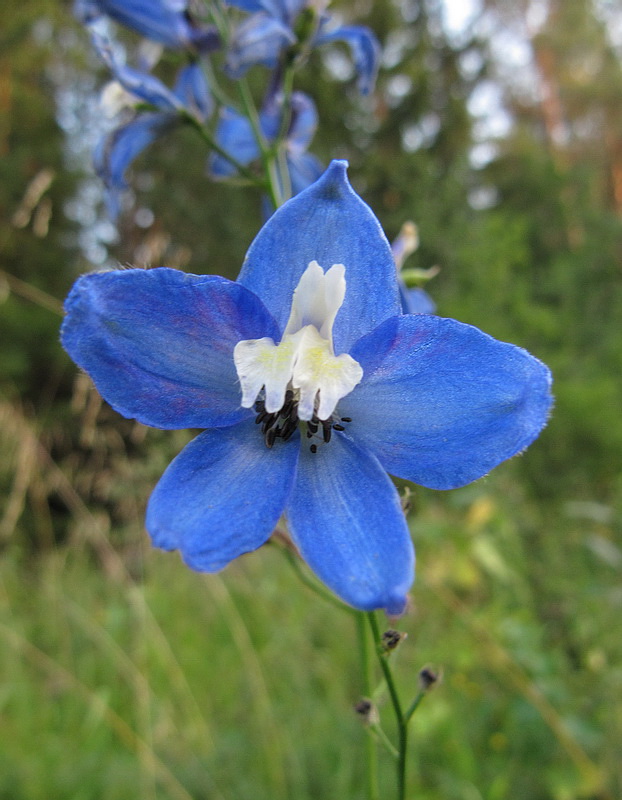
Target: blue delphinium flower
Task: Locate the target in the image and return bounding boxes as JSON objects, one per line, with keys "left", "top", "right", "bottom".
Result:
{"left": 61, "top": 161, "right": 552, "bottom": 614}
{"left": 74, "top": 0, "right": 219, "bottom": 52}
{"left": 208, "top": 90, "right": 323, "bottom": 197}
{"left": 225, "top": 0, "right": 380, "bottom": 95}
{"left": 91, "top": 32, "right": 212, "bottom": 217}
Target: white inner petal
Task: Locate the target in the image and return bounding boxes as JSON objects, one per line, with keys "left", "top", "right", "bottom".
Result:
{"left": 233, "top": 261, "right": 363, "bottom": 421}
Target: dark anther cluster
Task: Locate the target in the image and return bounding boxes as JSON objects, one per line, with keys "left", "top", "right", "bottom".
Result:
{"left": 254, "top": 389, "right": 353, "bottom": 451}
{"left": 254, "top": 389, "right": 299, "bottom": 448}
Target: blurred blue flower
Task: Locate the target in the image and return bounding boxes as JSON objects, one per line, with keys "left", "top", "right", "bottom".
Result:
{"left": 391, "top": 221, "right": 436, "bottom": 314}
{"left": 74, "top": 0, "right": 219, "bottom": 52}
{"left": 61, "top": 161, "right": 552, "bottom": 613}
{"left": 208, "top": 90, "right": 323, "bottom": 197}
{"left": 399, "top": 286, "right": 436, "bottom": 315}
{"left": 91, "top": 32, "right": 212, "bottom": 217}
{"left": 225, "top": 0, "right": 380, "bottom": 94}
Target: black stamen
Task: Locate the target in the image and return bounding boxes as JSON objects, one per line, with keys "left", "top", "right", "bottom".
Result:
{"left": 282, "top": 422, "right": 297, "bottom": 441}
{"left": 256, "top": 390, "right": 349, "bottom": 450}
{"left": 322, "top": 420, "right": 332, "bottom": 443}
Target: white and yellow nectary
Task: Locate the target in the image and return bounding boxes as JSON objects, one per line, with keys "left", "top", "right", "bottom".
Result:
{"left": 233, "top": 261, "right": 364, "bottom": 421}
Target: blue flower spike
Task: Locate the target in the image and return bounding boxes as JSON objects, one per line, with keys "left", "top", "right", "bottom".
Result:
{"left": 208, "top": 90, "right": 323, "bottom": 198}
{"left": 61, "top": 161, "right": 553, "bottom": 614}
{"left": 224, "top": 0, "right": 380, "bottom": 95}
{"left": 92, "top": 30, "right": 212, "bottom": 217}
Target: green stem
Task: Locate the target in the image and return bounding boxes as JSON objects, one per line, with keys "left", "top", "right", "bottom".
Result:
{"left": 357, "top": 614, "right": 380, "bottom": 800}
{"left": 199, "top": 56, "right": 234, "bottom": 109}
{"left": 367, "top": 612, "right": 408, "bottom": 800}
{"left": 278, "top": 544, "right": 356, "bottom": 615}
{"left": 369, "top": 722, "right": 399, "bottom": 761}
{"left": 272, "top": 63, "right": 295, "bottom": 203}
{"left": 181, "top": 112, "right": 265, "bottom": 186}
{"left": 404, "top": 690, "right": 427, "bottom": 726}
{"left": 237, "top": 80, "right": 283, "bottom": 208}
{"left": 207, "top": 0, "right": 231, "bottom": 44}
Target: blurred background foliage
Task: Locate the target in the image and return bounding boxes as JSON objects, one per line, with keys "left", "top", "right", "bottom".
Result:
{"left": 1, "top": 0, "right": 621, "bottom": 798}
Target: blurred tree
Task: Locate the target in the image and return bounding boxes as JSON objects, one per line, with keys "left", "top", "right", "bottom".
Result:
{"left": 0, "top": 0, "right": 83, "bottom": 403}
{"left": 444, "top": 0, "right": 622, "bottom": 499}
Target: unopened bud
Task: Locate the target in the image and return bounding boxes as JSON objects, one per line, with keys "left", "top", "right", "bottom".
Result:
{"left": 418, "top": 667, "right": 439, "bottom": 690}
{"left": 400, "top": 486, "right": 412, "bottom": 514}
{"left": 382, "top": 629, "right": 407, "bottom": 652}
{"left": 354, "top": 698, "right": 379, "bottom": 725}
{"left": 293, "top": 6, "right": 318, "bottom": 44}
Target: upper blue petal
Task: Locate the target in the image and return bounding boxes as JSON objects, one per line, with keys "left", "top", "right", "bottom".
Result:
{"left": 286, "top": 152, "right": 323, "bottom": 196}
{"left": 91, "top": 31, "right": 182, "bottom": 111}
{"left": 94, "top": 113, "right": 166, "bottom": 190}
{"left": 287, "top": 92, "right": 318, "bottom": 153}
{"left": 286, "top": 431, "right": 414, "bottom": 614}
{"left": 94, "top": 113, "right": 170, "bottom": 218}
{"left": 61, "top": 268, "right": 280, "bottom": 429}
{"left": 339, "top": 314, "right": 553, "bottom": 490}
{"left": 315, "top": 24, "right": 381, "bottom": 95}
{"left": 75, "top": 0, "right": 219, "bottom": 51}
{"left": 146, "top": 419, "right": 299, "bottom": 570}
{"left": 173, "top": 63, "right": 212, "bottom": 121}
{"left": 224, "top": 0, "right": 266, "bottom": 11}
{"left": 225, "top": 13, "right": 295, "bottom": 77}
{"left": 272, "top": 0, "right": 306, "bottom": 23}
{"left": 224, "top": 0, "right": 304, "bottom": 21}
{"left": 208, "top": 107, "right": 260, "bottom": 178}
{"left": 399, "top": 285, "right": 436, "bottom": 315}
{"left": 237, "top": 160, "right": 401, "bottom": 353}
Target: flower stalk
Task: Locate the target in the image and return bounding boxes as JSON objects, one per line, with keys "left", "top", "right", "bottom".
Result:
{"left": 356, "top": 614, "right": 380, "bottom": 800}
{"left": 367, "top": 611, "right": 408, "bottom": 800}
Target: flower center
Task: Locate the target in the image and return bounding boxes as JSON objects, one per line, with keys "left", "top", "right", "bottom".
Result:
{"left": 234, "top": 260, "right": 363, "bottom": 444}
{"left": 252, "top": 389, "right": 354, "bottom": 449}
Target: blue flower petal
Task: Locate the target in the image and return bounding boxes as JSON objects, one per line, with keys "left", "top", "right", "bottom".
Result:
{"left": 286, "top": 152, "right": 323, "bottom": 195}
{"left": 340, "top": 315, "right": 553, "bottom": 490}
{"left": 224, "top": 0, "right": 304, "bottom": 20}
{"left": 286, "top": 432, "right": 414, "bottom": 614}
{"left": 173, "top": 63, "right": 212, "bottom": 121}
{"left": 315, "top": 24, "right": 381, "bottom": 95}
{"left": 271, "top": 0, "right": 306, "bottom": 23}
{"left": 61, "top": 268, "right": 280, "bottom": 429}
{"left": 399, "top": 285, "right": 436, "bottom": 315}
{"left": 238, "top": 160, "right": 401, "bottom": 353}
{"left": 75, "top": 0, "right": 219, "bottom": 51}
{"left": 223, "top": 0, "right": 265, "bottom": 11}
{"left": 147, "top": 419, "right": 299, "bottom": 569}
{"left": 208, "top": 107, "right": 260, "bottom": 178}
{"left": 94, "top": 113, "right": 171, "bottom": 218}
{"left": 91, "top": 30, "right": 182, "bottom": 111}
{"left": 287, "top": 92, "right": 318, "bottom": 153}
{"left": 226, "top": 13, "right": 296, "bottom": 77}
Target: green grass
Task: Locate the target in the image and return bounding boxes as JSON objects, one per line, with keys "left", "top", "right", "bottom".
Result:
{"left": 1, "top": 428, "right": 620, "bottom": 799}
